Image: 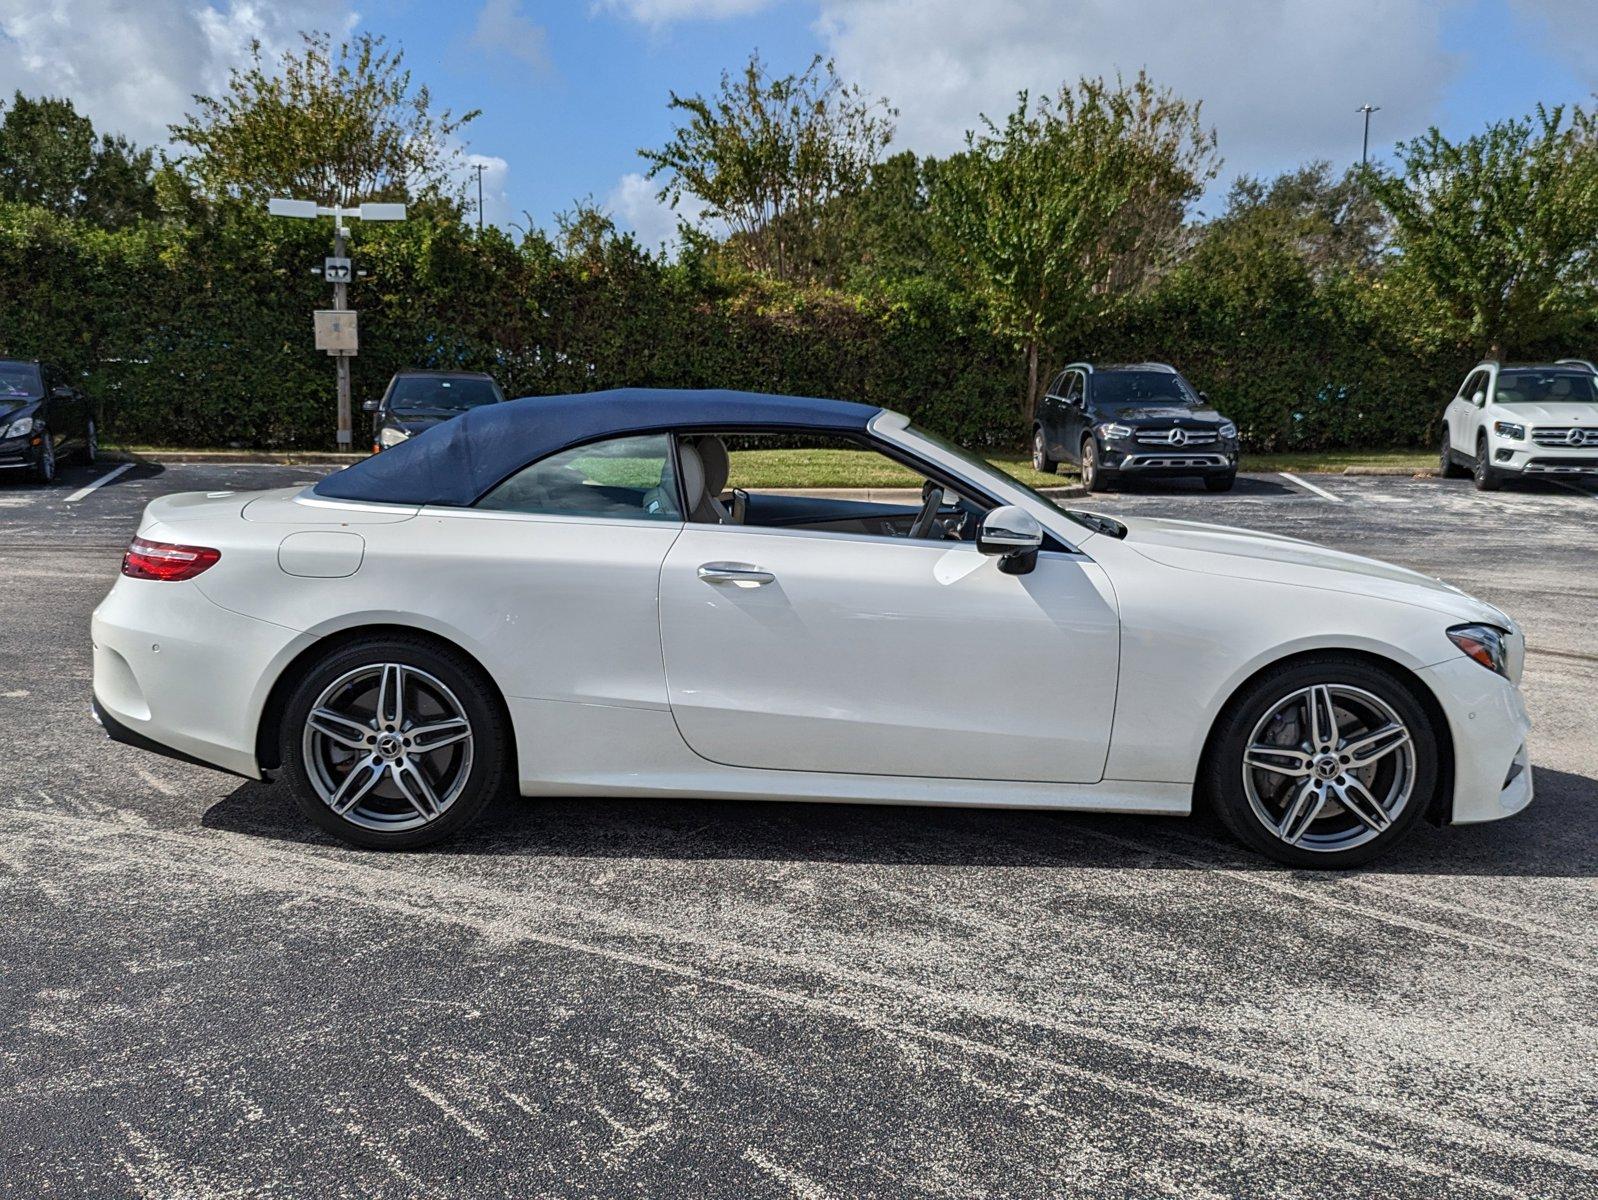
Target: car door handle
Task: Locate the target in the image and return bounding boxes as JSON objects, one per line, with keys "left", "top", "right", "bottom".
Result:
{"left": 697, "top": 562, "right": 775, "bottom": 587}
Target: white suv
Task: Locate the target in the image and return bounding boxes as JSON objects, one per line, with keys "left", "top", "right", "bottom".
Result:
{"left": 1440, "top": 361, "right": 1598, "bottom": 490}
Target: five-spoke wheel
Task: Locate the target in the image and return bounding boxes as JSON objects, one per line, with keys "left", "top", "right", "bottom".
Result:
{"left": 280, "top": 636, "right": 507, "bottom": 848}
{"left": 1206, "top": 657, "right": 1437, "bottom": 867}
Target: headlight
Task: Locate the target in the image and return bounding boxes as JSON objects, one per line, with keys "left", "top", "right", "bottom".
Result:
{"left": 1097, "top": 423, "right": 1133, "bottom": 440}
{"left": 1447, "top": 624, "right": 1510, "bottom": 678}
{"left": 377, "top": 426, "right": 410, "bottom": 448}
{"left": 3, "top": 416, "right": 35, "bottom": 439}
{"left": 1218, "top": 421, "right": 1237, "bottom": 440}
{"left": 1493, "top": 421, "right": 1525, "bottom": 440}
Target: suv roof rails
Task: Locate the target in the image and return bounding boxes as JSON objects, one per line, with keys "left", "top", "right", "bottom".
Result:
{"left": 1555, "top": 358, "right": 1598, "bottom": 373}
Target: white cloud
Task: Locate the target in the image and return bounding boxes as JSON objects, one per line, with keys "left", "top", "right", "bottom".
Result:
{"left": 1509, "top": 0, "right": 1598, "bottom": 88}
{"left": 593, "top": 0, "right": 777, "bottom": 26}
{"left": 813, "top": 0, "right": 1464, "bottom": 199}
{"left": 0, "top": 0, "right": 355, "bottom": 147}
{"left": 465, "top": 0, "right": 551, "bottom": 71}
{"left": 606, "top": 170, "right": 710, "bottom": 251}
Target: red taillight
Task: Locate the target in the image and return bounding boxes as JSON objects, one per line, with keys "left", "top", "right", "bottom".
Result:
{"left": 122, "top": 537, "right": 221, "bottom": 581}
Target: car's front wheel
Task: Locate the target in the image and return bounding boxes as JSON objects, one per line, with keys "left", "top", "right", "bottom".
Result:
{"left": 279, "top": 635, "right": 509, "bottom": 849}
{"left": 1203, "top": 656, "right": 1438, "bottom": 868}
{"left": 31, "top": 432, "right": 55, "bottom": 484}
{"left": 1081, "top": 437, "right": 1113, "bottom": 492}
{"left": 1473, "top": 434, "right": 1502, "bottom": 491}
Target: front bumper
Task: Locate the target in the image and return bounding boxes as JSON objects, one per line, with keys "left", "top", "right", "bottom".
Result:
{"left": 0, "top": 434, "right": 40, "bottom": 469}
{"left": 1101, "top": 444, "right": 1238, "bottom": 474}
{"left": 1490, "top": 444, "right": 1598, "bottom": 475}
{"left": 1418, "top": 655, "right": 1534, "bottom": 824}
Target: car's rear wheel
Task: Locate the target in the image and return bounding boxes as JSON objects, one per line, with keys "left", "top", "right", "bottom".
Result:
{"left": 279, "top": 635, "right": 508, "bottom": 849}
{"left": 1203, "top": 471, "right": 1236, "bottom": 493}
{"left": 1473, "top": 434, "right": 1502, "bottom": 491}
{"left": 1203, "top": 656, "right": 1438, "bottom": 868}
{"left": 1438, "top": 426, "right": 1467, "bottom": 478}
{"left": 1031, "top": 426, "right": 1058, "bottom": 474}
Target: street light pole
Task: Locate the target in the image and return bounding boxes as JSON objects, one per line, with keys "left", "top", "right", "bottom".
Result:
{"left": 472, "top": 162, "right": 486, "bottom": 234}
{"left": 1357, "top": 103, "right": 1381, "bottom": 167}
{"left": 266, "top": 197, "right": 407, "bottom": 448}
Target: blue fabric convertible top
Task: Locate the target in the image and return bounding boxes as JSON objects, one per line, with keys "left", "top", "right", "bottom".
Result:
{"left": 313, "top": 387, "right": 883, "bottom": 507}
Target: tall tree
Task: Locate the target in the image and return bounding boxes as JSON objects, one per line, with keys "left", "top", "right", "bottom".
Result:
{"left": 932, "top": 72, "right": 1218, "bottom": 414}
{"left": 169, "top": 32, "right": 479, "bottom": 208}
{"left": 0, "top": 92, "right": 157, "bottom": 226}
{"left": 641, "top": 51, "right": 895, "bottom": 281}
{"left": 1368, "top": 104, "right": 1598, "bottom": 357}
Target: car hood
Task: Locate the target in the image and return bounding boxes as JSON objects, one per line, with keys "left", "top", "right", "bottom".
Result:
{"left": 1113, "top": 514, "right": 1513, "bottom": 626}
{"left": 1491, "top": 401, "right": 1598, "bottom": 424}
{"left": 1104, "top": 405, "right": 1224, "bottom": 424}
{"left": 386, "top": 411, "right": 462, "bottom": 435}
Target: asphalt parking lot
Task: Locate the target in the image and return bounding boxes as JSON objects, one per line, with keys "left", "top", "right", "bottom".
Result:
{"left": 2, "top": 461, "right": 1595, "bottom": 1198}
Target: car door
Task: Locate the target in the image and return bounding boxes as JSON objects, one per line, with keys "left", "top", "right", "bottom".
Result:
{"left": 1449, "top": 369, "right": 1485, "bottom": 455}
{"left": 1058, "top": 371, "right": 1087, "bottom": 460}
{"left": 658, "top": 524, "right": 1120, "bottom": 783}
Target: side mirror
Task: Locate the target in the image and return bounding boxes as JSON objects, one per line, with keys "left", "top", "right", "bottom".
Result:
{"left": 1471, "top": 390, "right": 1486, "bottom": 407}
{"left": 361, "top": 399, "right": 381, "bottom": 414}
{"left": 977, "top": 505, "right": 1043, "bottom": 575}
{"left": 50, "top": 386, "right": 72, "bottom": 399}
{"left": 1198, "top": 390, "right": 1210, "bottom": 403}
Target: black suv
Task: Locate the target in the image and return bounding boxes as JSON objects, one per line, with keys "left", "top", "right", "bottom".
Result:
{"left": 365, "top": 370, "right": 507, "bottom": 453}
{"left": 0, "top": 358, "right": 97, "bottom": 483}
{"left": 1033, "top": 362, "right": 1238, "bottom": 492}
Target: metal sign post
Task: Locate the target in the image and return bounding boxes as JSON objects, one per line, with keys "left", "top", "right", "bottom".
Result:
{"left": 266, "top": 197, "right": 407, "bottom": 449}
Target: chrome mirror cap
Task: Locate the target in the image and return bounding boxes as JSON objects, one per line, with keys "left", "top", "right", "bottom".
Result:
{"left": 978, "top": 505, "right": 1044, "bottom": 559}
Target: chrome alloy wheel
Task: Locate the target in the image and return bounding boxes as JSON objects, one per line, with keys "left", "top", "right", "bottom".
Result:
{"left": 301, "top": 663, "right": 475, "bottom": 832}
{"left": 1241, "top": 683, "right": 1416, "bottom": 853}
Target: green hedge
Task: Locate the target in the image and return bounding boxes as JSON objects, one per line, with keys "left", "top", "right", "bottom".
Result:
{"left": 0, "top": 200, "right": 1560, "bottom": 452}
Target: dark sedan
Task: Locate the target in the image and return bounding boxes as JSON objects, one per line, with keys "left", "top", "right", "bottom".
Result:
{"left": 1033, "top": 361, "right": 1238, "bottom": 492}
{"left": 0, "top": 359, "right": 97, "bottom": 483}
{"left": 364, "top": 370, "right": 507, "bottom": 453}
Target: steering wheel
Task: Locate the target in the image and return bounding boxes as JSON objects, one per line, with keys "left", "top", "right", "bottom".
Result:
{"left": 908, "top": 482, "right": 945, "bottom": 540}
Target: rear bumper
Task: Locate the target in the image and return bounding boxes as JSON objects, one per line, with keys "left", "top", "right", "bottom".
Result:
{"left": 91, "top": 575, "right": 307, "bottom": 780}
{"left": 1419, "top": 655, "right": 1534, "bottom": 824}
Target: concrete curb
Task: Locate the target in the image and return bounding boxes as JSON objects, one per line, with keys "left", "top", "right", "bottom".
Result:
{"left": 1341, "top": 466, "right": 1438, "bottom": 477}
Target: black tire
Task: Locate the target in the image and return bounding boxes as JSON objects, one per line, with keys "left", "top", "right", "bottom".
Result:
{"left": 1081, "top": 437, "right": 1113, "bottom": 492}
{"left": 1203, "top": 471, "right": 1236, "bottom": 493}
{"left": 31, "top": 432, "right": 55, "bottom": 484}
{"left": 80, "top": 419, "right": 98, "bottom": 466}
{"left": 1202, "top": 655, "right": 1439, "bottom": 869}
{"left": 278, "top": 634, "right": 509, "bottom": 849}
{"left": 1472, "top": 434, "right": 1502, "bottom": 491}
{"left": 1031, "top": 426, "right": 1058, "bottom": 474}
{"left": 1438, "top": 427, "right": 1467, "bottom": 478}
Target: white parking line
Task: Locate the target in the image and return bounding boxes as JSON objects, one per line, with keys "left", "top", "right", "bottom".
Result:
{"left": 1278, "top": 471, "right": 1344, "bottom": 503}
{"left": 64, "top": 462, "right": 134, "bottom": 503}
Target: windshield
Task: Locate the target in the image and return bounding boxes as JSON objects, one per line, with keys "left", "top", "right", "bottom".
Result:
{"left": 1094, "top": 371, "right": 1201, "bottom": 409}
{"left": 1494, "top": 370, "right": 1598, "bottom": 404}
{"left": 898, "top": 421, "right": 1106, "bottom": 536}
{"left": 0, "top": 361, "right": 42, "bottom": 400}
{"left": 388, "top": 374, "right": 504, "bottom": 412}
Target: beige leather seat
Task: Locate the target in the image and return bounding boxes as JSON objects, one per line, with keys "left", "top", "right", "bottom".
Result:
{"left": 680, "top": 436, "right": 733, "bottom": 523}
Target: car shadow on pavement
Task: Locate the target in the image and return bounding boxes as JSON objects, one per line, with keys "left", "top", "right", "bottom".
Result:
{"left": 1105, "top": 473, "right": 1299, "bottom": 498}
{"left": 202, "top": 765, "right": 1597, "bottom": 878}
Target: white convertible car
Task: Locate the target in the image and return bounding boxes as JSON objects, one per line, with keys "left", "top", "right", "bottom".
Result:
{"left": 92, "top": 389, "right": 1532, "bottom": 866}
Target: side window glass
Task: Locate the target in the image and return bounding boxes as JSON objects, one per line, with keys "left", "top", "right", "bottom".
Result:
{"left": 477, "top": 434, "right": 681, "bottom": 521}
{"left": 1045, "top": 372, "right": 1066, "bottom": 398}
{"left": 1064, "top": 372, "right": 1083, "bottom": 405}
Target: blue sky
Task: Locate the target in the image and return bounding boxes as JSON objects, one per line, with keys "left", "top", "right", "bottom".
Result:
{"left": 3, "top": 1, "right": 1595, "bottom": 245}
